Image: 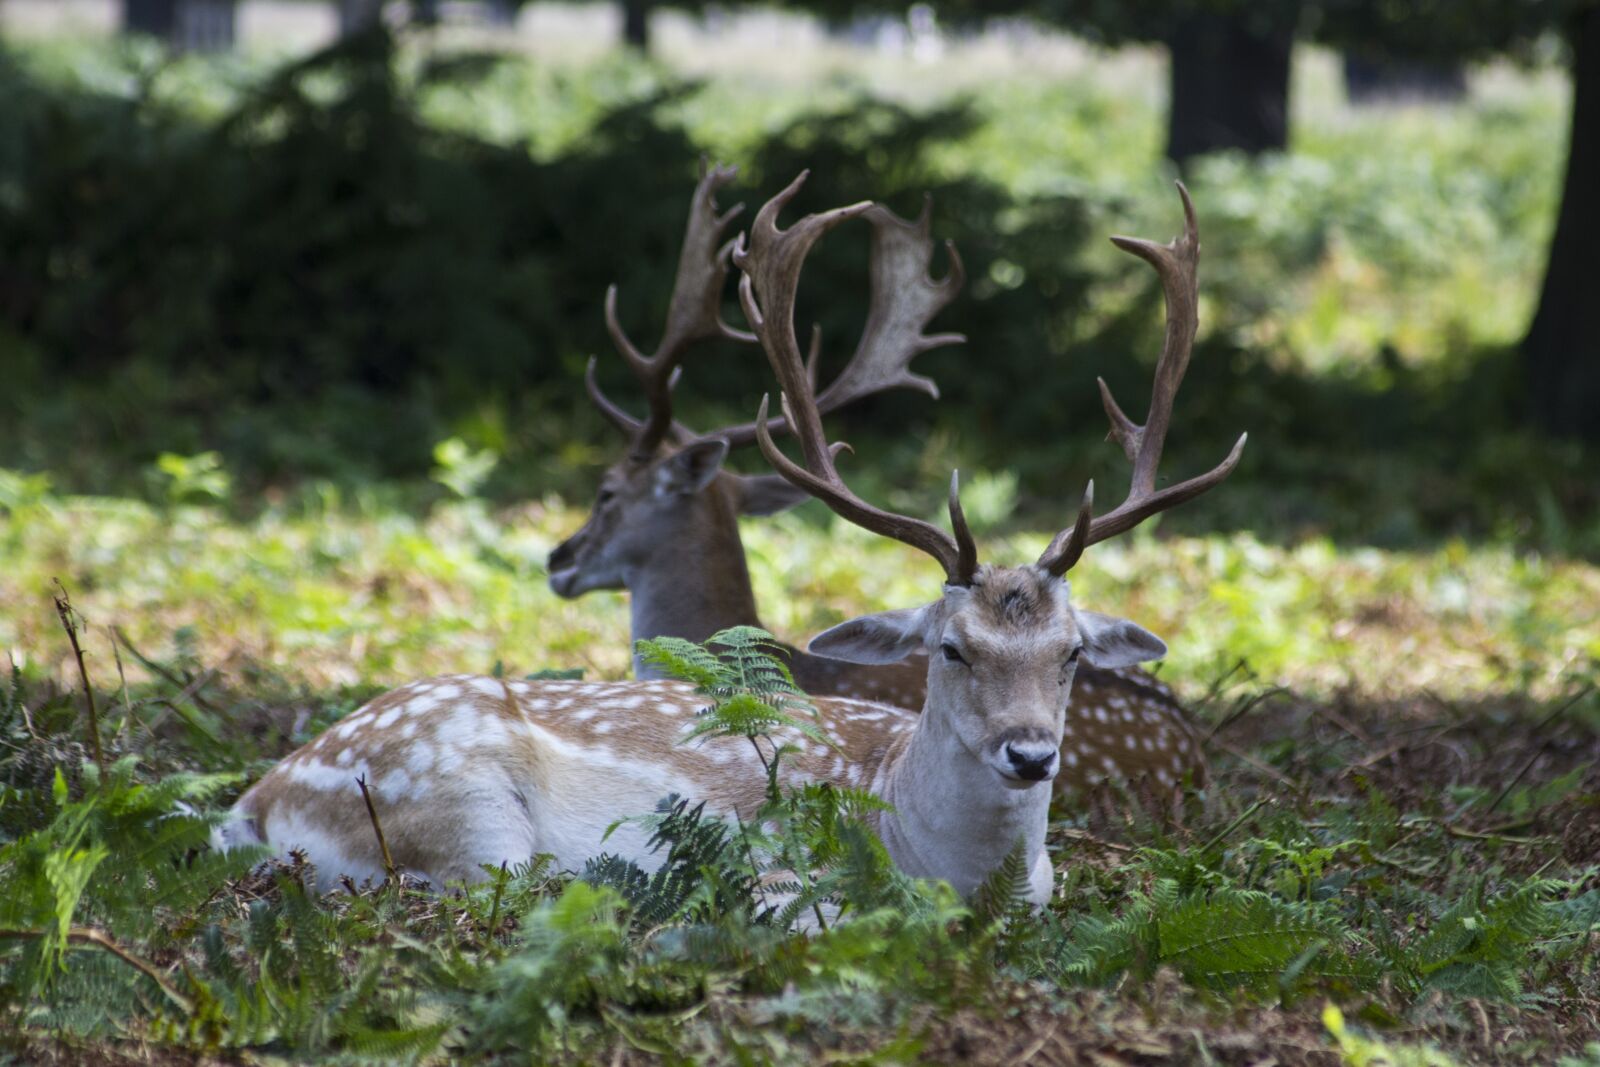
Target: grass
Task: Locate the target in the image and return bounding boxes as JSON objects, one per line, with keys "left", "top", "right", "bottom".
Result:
{"left": 1, "top": 471, "right": 1597, "bottom": 1064}
{"left": 2, "top": 471, "right": 1597, "bottom": 702}
{"left": 0, "top": 562, "right": 1596, "bottom": 1063}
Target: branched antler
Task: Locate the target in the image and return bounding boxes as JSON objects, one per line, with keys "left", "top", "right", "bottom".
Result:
{"left": 585, "top": 160, "right": 756, "bottom": 458}
{"left": 735, "top": 171, "right": 977, "bottom": 586}
{"left": 1036, "top": 182, "right": 1247, "bottom": 576}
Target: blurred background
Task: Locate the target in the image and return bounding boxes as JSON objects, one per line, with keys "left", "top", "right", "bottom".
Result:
{"left": 0, "top": 0, "right": 1596, "bottom": 692}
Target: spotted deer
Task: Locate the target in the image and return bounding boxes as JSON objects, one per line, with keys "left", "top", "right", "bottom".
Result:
{"left": 546, "top": 165, "right": 1205, "bottom": 788}
{"left": 216, "top": 177, "right": 1241, "bottom": 904}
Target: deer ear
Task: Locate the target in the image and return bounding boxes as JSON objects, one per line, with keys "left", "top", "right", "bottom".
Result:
{"left": 657, "top": 439, "right": 729, "bottom": 495}
{"left": 1075, "top": 610, "right": 1167, "bottom": 669}
{"left": 733, "top": 472, "right": 812, "bottom": 516}
{"left": 808, "top": 605, "right": 932, "bottom": 664}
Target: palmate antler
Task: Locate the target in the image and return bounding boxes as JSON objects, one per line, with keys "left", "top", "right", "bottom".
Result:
{"left": 587, "top": 165, "right": 966, "bottom": 460}
{"left": 739, "top": 176, "right": 1244, "bottom": 587}
{"left": 736, "top": 171, "right": 979, "bottom": 587}
{"left": 1035, "top": 183, "right": 1248, "bottom": 576}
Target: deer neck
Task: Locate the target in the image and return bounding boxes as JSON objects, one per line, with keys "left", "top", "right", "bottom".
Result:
{"left": 628, "top": 501, "right": 763, "bottom": 677}
{"left": 871, "top": 697, "right": 1051, "bottom": 898}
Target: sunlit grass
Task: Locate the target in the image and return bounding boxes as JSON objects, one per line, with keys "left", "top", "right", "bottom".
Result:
{"left": 3, "top": 478, "right": 1594, "bottom": 704}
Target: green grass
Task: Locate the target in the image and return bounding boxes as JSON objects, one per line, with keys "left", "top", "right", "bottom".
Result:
{"left": 0, "top": 587, "right": 1596, "bottom": 1064}
{"left": 3, "top": 469, "right": 1596, "bottom": 702}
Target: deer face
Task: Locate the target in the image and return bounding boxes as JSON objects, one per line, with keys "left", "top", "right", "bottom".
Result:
{"left": 808, "top": 565, "right": 1167, "bottom": 786}
{"left": 548, "top": 439, "right": 810, "bottom": 598}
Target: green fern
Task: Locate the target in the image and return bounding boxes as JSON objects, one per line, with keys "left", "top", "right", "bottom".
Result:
{"left": 583, "top": 795, "right": 756, "bottom": 928}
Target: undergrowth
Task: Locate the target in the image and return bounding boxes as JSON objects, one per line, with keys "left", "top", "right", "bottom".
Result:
{"left": 1, "top": 618, "right": 1596, "bottom": 1064}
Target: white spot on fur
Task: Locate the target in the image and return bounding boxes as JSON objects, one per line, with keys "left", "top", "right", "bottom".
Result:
{"left": 405, "top": 745, "right": 436, "bottom": 776}
{"left": 377, "top": 767, "right": 421, "bottom": 800}
{"left": 287, "top": 758, "right": 370, "bottom": 791}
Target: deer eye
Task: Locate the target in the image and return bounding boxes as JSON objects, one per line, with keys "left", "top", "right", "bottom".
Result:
{"left": 596, "top": 489, "right": 616, "bottom": 505}
{"left": 940, "top": 642, "right": 968, "bottom": 666}
{"left": 1068, "top": 646, "right": 1083, "bottom": 663}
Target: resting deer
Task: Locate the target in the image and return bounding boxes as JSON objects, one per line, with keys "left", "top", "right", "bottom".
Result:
{"left": 216, "top": 177, "right": 1242, "bottom": 904}
{"left": 546, "top": 165, "right": 1206, "bottom": 791}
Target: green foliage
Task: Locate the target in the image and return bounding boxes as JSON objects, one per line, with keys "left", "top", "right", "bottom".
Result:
{"left": 152, "top": 451, "right": 232, "bottom": 506}
{"left": 638, "top": 626, "right": 826, "bottom": 759}
{"left": 0, "top": 620, "right": 1595, "bottom": 1061}
{"left": 429, "top": 437, "right": 499, "bottom": 500}
{"left": 0, "top": 31, "right": 1592, "bottom": 549}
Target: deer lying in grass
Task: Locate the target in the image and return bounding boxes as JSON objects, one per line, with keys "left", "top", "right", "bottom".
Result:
{"left": 547, "top": 165, "right": 1206, "bottom": 791}
{"left": 217, "top": 177, "right": 1241, "bottom": 904}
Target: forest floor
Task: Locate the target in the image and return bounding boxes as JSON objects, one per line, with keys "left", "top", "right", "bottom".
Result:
{"left": 1, "top": 487, "right": 1597, "bottom": 1065}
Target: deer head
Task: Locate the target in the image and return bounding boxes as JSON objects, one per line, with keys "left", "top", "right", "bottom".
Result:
{"left": 738, "top": 174, "right": 1245, "bottom": 794}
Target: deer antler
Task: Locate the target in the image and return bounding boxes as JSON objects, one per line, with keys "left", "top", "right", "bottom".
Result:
{"left": 1036, "top": 182, "right": 1247, "bottom": 576}
{"left": 735, "top": 171, "right": 978, "bottom": 586}
{"left": 710, "top": 196, "right": 965, "bottom": 447}
{"left": 584, "top": 160, "right": 757, "bottom": 459}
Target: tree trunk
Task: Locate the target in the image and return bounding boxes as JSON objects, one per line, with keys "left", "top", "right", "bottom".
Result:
{"left": 124, "top": 0, "right": 176, "bottom": 35}
{"left": 1524, "top": 8, "right": 1600, "bottom": 440}
{"left": 338, "top": 0, "right": 386, "bottom": 36}
{"left": 481, "top": 0, "right": 519, "bottom": 26}
{"left": 1166, "top": 10, "right": 1297, "bottom": 165}
{"left": 621, "top": 0, "right": 650, "bottom": 50}
{"left": 123, "top": 0, "right": 234, "bottom": 50}
{"left": 1343, "top": 51, "right": 1466, "bottom": 105}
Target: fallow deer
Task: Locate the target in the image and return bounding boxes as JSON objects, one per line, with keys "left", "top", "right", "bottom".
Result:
{"left": 546, "top": 165, "right": 1206, "bottom": 790}
{"left": 216, "top": 177, "right": 1241, "bottom": 905}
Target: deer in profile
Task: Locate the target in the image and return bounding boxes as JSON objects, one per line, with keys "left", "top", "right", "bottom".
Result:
{"left": 546, "top": 165, "right": 1208, "bottom": 791}
{"left": 217, "top": 177, "right": 1242, "bottom": 905}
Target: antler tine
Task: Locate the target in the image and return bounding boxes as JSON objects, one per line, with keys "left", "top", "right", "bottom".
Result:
{"left": 1038, "top": 183, "right": 1247, "bottom": 577}
{"left": 586, "top": 161, "right": 756, "bottom": 458}
{"left": 737, "top": 171, "right": 975, "bottom": 585}
{"left": 714, "top": 195, "right": 966, "bottom": 447}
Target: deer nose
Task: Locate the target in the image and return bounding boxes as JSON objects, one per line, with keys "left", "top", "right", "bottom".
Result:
{"left": 1004, "top": 743, "right": 1058, "bottom": 781}
{"left": 547, "top": 538, "right": 577, "bottom": 573}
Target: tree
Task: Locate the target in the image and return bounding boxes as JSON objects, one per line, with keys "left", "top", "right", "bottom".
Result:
{"left": 1523, "top": 6, "right": 1599, "bottom": 438}
{"left": 1314, "top": 0, "right": 1599, "bottom": 438}
{"left": 337, "top": 0, "right": 386, "bottom": 35}
{"left": 122, "top": 0, "right": 236, "bottom": 51}
{"left": 923, "top": 1, "right": 1307, "bottom": 164}
{"left": 621, "top": 0, "right": 652, "bottom": 48}
{"left": 1165, "top": 7, "right": 1299, "bottom": 162}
